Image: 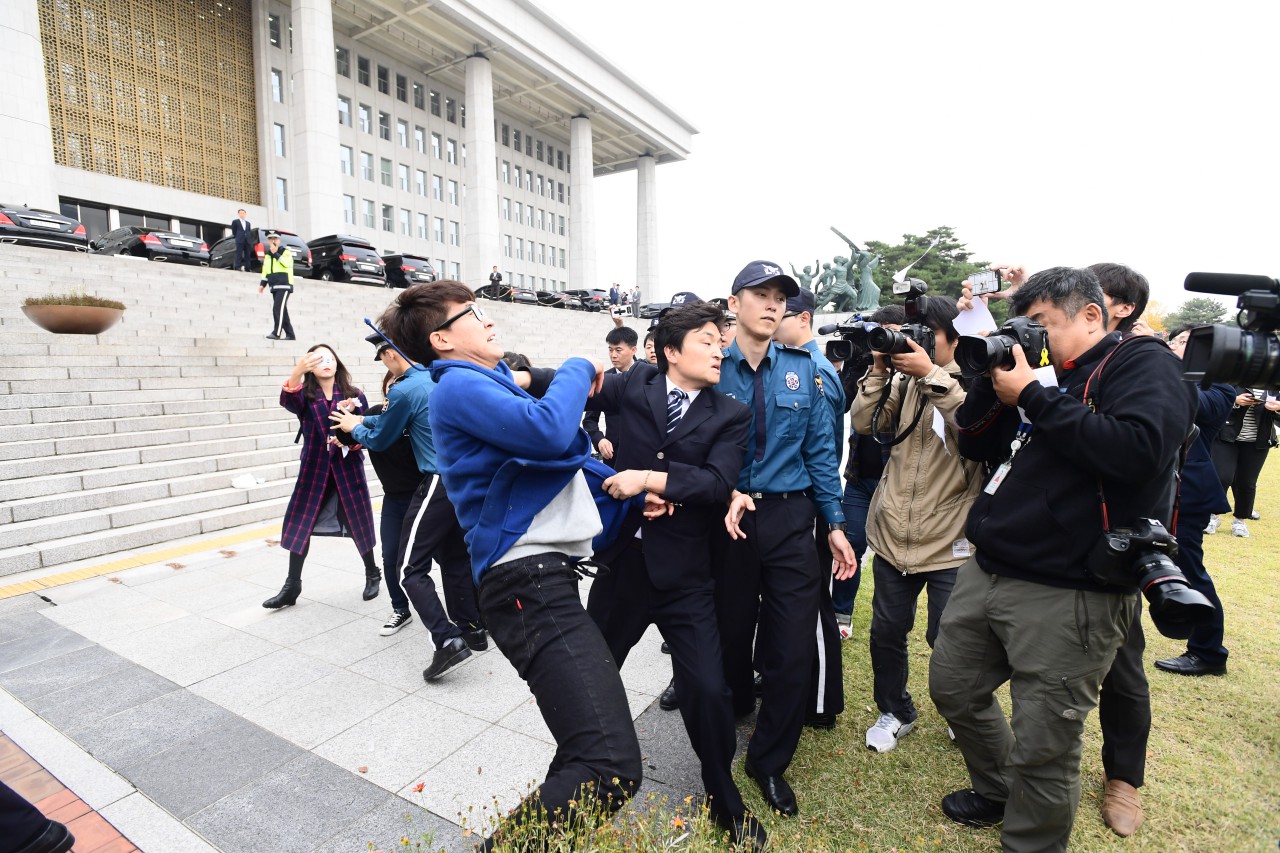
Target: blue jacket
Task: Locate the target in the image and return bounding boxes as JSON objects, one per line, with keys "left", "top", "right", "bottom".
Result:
{"left": 352, "top": 366, "right": 437, "bottom": 474}
{"left": 1178, "top": 383, "right": 1234, "bottom": 519}
{"left": 428, "top": 357, "right": 641, "bottom": 584}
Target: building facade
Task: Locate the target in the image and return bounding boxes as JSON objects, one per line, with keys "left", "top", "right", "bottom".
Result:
{"left": 4, "top": 0, "right": 694, "bottom": 293}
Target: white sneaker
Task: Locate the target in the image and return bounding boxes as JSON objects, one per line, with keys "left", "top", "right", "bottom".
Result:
{"left": 380, "top": 610, "right": 413, "bottom": 636}
{"left": 836, "top": 613, "right": 854, "bottom": 641}
{"left": 1204, "top": 515, "right": 1221, "bottom": 535}
{"left": 866, "top": 712, "right": 915, "bottom": 753}
{"left": 1231, "top": 519, "right": 1250, "bottom": 538}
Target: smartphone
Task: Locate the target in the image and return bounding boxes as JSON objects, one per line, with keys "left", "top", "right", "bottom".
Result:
{"left": 970, "top": 269, "right": 1002, "bottom": 296}
{"left": 318, "top": 354, "right": 335, "bottom": 369}
{"left": 609, "top": 305, "right": 627, "bottom": 319}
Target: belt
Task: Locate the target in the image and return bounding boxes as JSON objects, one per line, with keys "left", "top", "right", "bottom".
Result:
{"left": 746, "top": 489, "right": 811, "bottom": 501}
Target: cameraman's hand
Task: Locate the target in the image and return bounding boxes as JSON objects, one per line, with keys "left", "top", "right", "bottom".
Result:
{"left": 991, "top": 341, "right": 1036, "bottom": 406}
{"left": 828, "top": 530, "right": 857, "bottom": 579}
{"left": 725, "top": 491, "right": 756, "bottom": 540}
{"left": 890, "top": 338, "right": 934, "bottom": 378}
{"left": 870, "top": 351, "right": 890, "bottom": 373}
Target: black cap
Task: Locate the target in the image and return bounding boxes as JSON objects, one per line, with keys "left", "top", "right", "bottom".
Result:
{"left": 650, "top": 291, "right": 703, "bottom": 327}
{"left": 731, "top": 261, "right": 799, "bottom": 297}
{"left": 785, "top": 288, "right": 816, "bottom": 316}
{"left": 365, "top": 331, "right": 391, "bottom": 361}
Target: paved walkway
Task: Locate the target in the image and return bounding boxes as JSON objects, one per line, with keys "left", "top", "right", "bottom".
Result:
{"left": 0, "top": 522, "right": 704, "bottom": 852}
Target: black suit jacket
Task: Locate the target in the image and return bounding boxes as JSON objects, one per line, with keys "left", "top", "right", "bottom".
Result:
{"left": 581, "top": 364, "right": 627, "bottom": 451}
{"left": 585, "top": 362, "right": 749, "bottom": 590}
{"left": 231, "top": 219, "right": 252, "bottom": 246}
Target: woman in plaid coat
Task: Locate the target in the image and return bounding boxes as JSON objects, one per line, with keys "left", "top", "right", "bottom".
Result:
{"left": 263, "top": 344, "right": 380, "bottom": 609}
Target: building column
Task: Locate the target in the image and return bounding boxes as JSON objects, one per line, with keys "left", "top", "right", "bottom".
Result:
{"left": 462, "top": 54, "right": 499, "bottom": 289}
{"left": 5, "top": 0, "right": 59, "bottom": 211}
{"left": 635, "top": 154, "right": 658, "bottom": 301}
{"left": 568, "top": 115, "right": 596, "bottom": 292}
{"left": 288, "top": 0, "right": 341, "bottom": 239}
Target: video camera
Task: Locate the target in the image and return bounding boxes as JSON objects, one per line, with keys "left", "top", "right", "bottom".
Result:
{"left": 820, "top": 315, "right": 879, "bottom": 364}
{"left": 954, "top": 316, "right": 1052, "bottom": 379}
{"left": 867, "top": 278, "right": 935, "bottom": 361}
{"left": 1180, "top": 272, "right": 1280, "bottom": 390}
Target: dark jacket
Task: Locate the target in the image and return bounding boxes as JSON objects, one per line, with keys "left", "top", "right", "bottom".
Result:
{"left": 231, "top": 218, "right": 252, "bottom": 246}
{"left": 1178, "top": 384, "right": 1234, "bottom": 519}
{"left": 362, "top": 402, "right": 420, "bottom": 495}
{"left": 956, "top": 333, "right": 1195, "bottom": 592}
{"left": 581, "top": 363, "right": 636, "bottom": 452}
{"left": 1217, "top": 388, "right": 1279, "bottom": 448}
{"left": 584, "top": 362, "right": 750, "bottom": 590}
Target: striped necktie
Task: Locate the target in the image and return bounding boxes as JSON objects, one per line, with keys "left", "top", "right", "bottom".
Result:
{"left": 666, "top": 388, "right": 687, "bottom": 434}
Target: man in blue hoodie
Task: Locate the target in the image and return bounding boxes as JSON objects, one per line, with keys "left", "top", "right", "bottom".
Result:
{"left": 414, "top": 280, "right": 650, "bottom": 846}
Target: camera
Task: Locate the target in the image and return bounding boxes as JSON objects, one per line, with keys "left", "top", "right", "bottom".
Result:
{"left": 821, "top": 315, "right": 879, "bottom": 363}
{"left": 868, "top": 278, "right": 934, "bottom": 359}
{"left": 1086, "top": 518, "right": 1215, "bottom": 639}
{"left": 1181, "top": 272, "right": 1280, "bottom": 390}
{"left": 970, "top": 269, "right": 1002, "bottom": 296}
{"left": 954, "top": 316, "right": 1052, "bottom": 379}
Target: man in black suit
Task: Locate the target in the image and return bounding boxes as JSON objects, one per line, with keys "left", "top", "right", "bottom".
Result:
{"left": 585, "top": 302, "right": 765, "bottom": 850}
{"left": 231, "top": 209, "right": 253, "bottom": 272}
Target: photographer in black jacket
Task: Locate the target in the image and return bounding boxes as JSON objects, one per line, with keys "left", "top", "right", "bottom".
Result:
{"left": 928, "top": 267, "right": 1195, "bottom": 853}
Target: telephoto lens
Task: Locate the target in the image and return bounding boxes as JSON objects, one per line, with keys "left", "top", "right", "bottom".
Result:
{"left": 1132, "top": 551, "right": 1216, "bottom": 639}
{"left": 954, "top": 335, "right": 1016, "bottom": 378}
{"left": 868, "top": 326, "right": 910, "bottom": 354}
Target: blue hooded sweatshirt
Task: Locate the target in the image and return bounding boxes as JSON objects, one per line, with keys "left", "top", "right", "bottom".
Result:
{"left": 427, "top": 356, "right": 640, "bottom": 585}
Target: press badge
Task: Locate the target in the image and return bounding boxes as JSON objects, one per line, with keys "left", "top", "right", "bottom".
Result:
{"left": 984, "top": 427, "right": 1030, "bottom": 495}
{"left": 984, "top": 462, "right": 1011, "bottom": 495}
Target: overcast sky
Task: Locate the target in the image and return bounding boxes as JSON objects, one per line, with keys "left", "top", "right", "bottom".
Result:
{"left": 536, "top": 0, "right": 1278, "bottom": 316}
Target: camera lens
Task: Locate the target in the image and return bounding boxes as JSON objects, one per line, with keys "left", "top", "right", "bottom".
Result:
{"left": 1132, "top": 552, "right": 1215, "bottom": 639}
{"left": 954, "top": 334, "right": 1015, "bottom": 378}
{"left": 868, "top": 326, "right": 909, "bottom": 354}
{"left": 1182, "top": 326, "right": 1280, "bottom": 389}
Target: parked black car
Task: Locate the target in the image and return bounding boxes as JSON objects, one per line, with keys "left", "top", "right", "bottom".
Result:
{"left": 535, "top": 291, "right": 583, "bottom": 310}
{"left": 382, "top": 253, "right": 437, "bottom": 288}
{"left": 563, "top": 288, "right": 610, "bottom": 311}
{"left": 306, "top": 235, "right": 385, "bottom": 285}
{"left": 91, "top": 226, "right": 210, "bottom": 265}
{"left": 638, "top": 302, "right": 667, "bottom": 319}
{"left": 0, "top": 203, "right": 89, "bottom": 252}
{"left": 209, "top": 228, "right": 312, "bottom": 277}
{"left": 476, "top": 283, "right": 537, "bottom": 305}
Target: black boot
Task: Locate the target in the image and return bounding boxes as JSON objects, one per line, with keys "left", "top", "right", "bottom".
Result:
{"left": 362, "top": 566, "right": 381, "bottom": 601}
{"left": 263, "top": 555, "right": 303, "bottom": 609}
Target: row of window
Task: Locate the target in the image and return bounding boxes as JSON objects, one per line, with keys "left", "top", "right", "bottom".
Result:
{"left": 499, "top": 162, "right": 565, "bottom": 202}
{"left": 499, "top": 199, "right": 567, "bottom": 235}
{"left": 500, "top": 124, "right": 567, "bottom": 172}
{"left": 501, "top": 236, "right": 566, "bottom": 267}
{"left": 334, "top": 46, "right": 463, "bottom": 124}
{"left": 336, "top": 98, "right": 463, "bottom": 161}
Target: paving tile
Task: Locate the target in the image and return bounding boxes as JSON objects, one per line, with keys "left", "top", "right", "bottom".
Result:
{"left": 346, "top": 632, "right": 443, "bottom": 693}
{"left": 46, "top": 796, "right": 93, "bottom": 824}
{"left": 143, "top": 576, "right": 268, "bottom": 614}
{"left": 98, "top": 792, "right": 217, "bottom": 853}
{"left": 120, "top": 716, "right": 302, "bottom": 819}
{"left": 309, "top": 793, "right": 473, "bottom": 853}
{"left": 0, "top": 624, "right": 95, "bottom": 675}
{"left": 410, "top": 656, "right": 533, "bottom": 724}
{"left": 617, "top": 624, "right": 675, "bottom": 699}
{"left": 412, "top": 726, "right": 555, "bottom": 828}
{"left": 313, "top": 694, "right": 489, "bottom": 793}
{"left": 297, "top": 615, "right": 416, "bottom": 668}
{"left": 83, "top": 836, "right": 138, "bottom": 853}
{"left": 70, "top": 689, "right": 238, "bottom": 769}
{"left": 53, "top": 600, "right": 190, "bottom": 645}
{"left": 98, "top": 614, "right": 277, "bottom": 687}
{"left": 28, "top": 664, "right": 180, "bottom": 734}
{"left": 8, "top": 767, "right": 64, "bottom": 802}
{"left": 227, "top": 598, "right": 362, "bottom": 646}
{"left": 0, "top": 684, "right": 36, "bottom": 728}
{"left": 0, "top": 593, "right": 45, "bottom": 618}
{"left": 0, "top": 749, "right": 40, "bottom": 778}
{"left": 39, "top": 583, "right": 156, "bottom": 626}
{"left": 0, "top": 610, "right": 59, "bottom": 644}
{"left": 34, "top": 787, "right": 79, "bottom": 814}
{"left": 66, "top": 811, "right": 125, "bottom": 853}
{"left": 187, "top": 647, "right": 339, "bottom": 715}
{"left": 0, "top": 644, "right": 134, "bottom": 702}
{"left": 186, "top": 753, "right": 388, "bottom": 853}
{"left": 243, "top": 670, "right": 405, "bottom": 749}
{"left": 494, "top": 695, "right": 554, "bottom": 745}
{"left": 3, "top": 714, "right": 134, "bottom": 810}
{"left": 126, "top": 568, "right": 225, "bottom": 608}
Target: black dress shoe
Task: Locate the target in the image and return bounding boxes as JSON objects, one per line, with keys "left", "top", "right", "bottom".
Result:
{"left": 804, "top": 711, "right": 836, "bottom": 730}
{"left": 659, "top": 678, "right": 678, "bottom": 711}
{"left": 265, "top": 333, "right": 282, "bottom": 340}
{"left": 422, "top": 637, "right": 471, "bottom": 682}
{"left": 1154, "top": 653, "right": 1227, "bottom": 676}
{"left": 941, "top": 788, "right": 1005, "bottom": 827}
{"left": 462, "top": 628, "right": 489, "bottom": 651}
{"left": 14, "top": 819, "right": 74, "bottom": 853}
{"left": 744, "top": 758, "right": 797, "bottom": 817}
{"left": 713, "top": 812, "right": 768, "bottom": 851}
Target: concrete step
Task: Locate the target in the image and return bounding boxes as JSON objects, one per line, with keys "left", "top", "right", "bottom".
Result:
{"left": 0, "top": 431, "right": 298, "bottom": 480}
{"left": 0, "top": 419, "right": 283, "bottom": 462}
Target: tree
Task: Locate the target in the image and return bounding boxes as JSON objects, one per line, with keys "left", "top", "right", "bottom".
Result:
{"left": 857, "top": 226, "right": 1003, "bottom": 322}
{"left": 1162, "top": 297, "right": 1228, "bottom": 332}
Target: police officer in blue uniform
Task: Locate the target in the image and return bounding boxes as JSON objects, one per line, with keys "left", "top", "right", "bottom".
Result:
{"left": 716, "top": 261, "right": 857, "bottom": 817}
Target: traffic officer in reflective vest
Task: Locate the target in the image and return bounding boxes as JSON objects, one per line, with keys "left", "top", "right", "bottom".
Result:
{"left": 714, "top": 260, "right": 857, "bottom": 818}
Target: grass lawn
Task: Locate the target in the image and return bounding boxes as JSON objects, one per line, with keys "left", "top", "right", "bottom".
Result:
{"left": 737, "top": 460, "right": 1280, "bottom": 851}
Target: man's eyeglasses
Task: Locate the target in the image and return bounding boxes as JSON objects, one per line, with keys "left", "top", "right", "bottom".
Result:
{"left": 437, "top": 302, "right": 486, "bottom": 331}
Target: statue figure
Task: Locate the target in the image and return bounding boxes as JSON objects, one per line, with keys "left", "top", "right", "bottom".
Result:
{"left": 790, "top": 260, "right": 822, "bottom": 292}
{"left": 814, "top": 255, "right": 857, "bottom": 313}
{"left": 830, "top": 226, "right": 883, "bottom": 312}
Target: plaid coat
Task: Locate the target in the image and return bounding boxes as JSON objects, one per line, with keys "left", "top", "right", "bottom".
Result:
{"left": 279, "top": 387, "right": 376, "bottom": 555}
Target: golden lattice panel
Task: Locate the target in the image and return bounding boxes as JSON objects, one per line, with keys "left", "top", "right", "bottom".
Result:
{"left": 38, "top": 0, "right": 260, "bottom": 205}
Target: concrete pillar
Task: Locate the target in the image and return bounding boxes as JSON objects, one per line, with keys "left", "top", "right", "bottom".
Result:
{"left": 636, "top": 154, "right": 658, "bottom": 302}
{"left": 462, "top": 55, "right": 499, "bottom": 290}
{"left": 2, "top": 0, "right": 60, "bottom": 210}
{"left": 568, "top": 115, "right": 596, "bottom": 292}
{"left": 288, "top": 0, "right": 341, "bottom": 239}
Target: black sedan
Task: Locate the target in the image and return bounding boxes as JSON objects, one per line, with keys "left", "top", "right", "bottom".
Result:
{"left": 536, "top": 291, "right": 583, "bottom": 310}
{"left": 476, "top": 283, "right": 537, "bottom": 305}
{"left": 91, "top": 227, "right": 210, "bottom": 266}
{"left": 0, "top": 203, "right": 89, "bottom": 252}
{"left": 209, "top": 228, "right": 312, "bottom": 277}
{"left": 383, "top": 254, "right": 437, "bottom": 288}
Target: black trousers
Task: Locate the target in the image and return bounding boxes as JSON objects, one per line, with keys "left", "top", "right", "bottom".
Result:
{"left": 1175, "top": 511, "right": 1228, "bottom": 664}
{"left": 397, "top": 474, "right": 481, "bottom": 645}
{"left": 0, "top": 781, "right": 49, "bottom": 853}
{"left": 592, "top": 541, "right": 746, "bottom": 821}
{"left": 234, "top": 241, "right": 253, "bottom": 270}
{"left": 1098, "top": 605, "right": 1150, "bottom": 788}
{"left": 809, "top": 527, "right": 845, "bottom": 717}
{"left": 869, "top": 556, "right": 956, "bottom": 723}
{"left": 270, "top": 288, "right": 294, "bottom": 338}
{"left": 1211, "top": 439, "right": 1270, "bottom": 519}
{"left": 713, "top": 494, "right": 820, "bottom": 776}
{"left": 479, "top": 553, "right": 641, "bottom": 824}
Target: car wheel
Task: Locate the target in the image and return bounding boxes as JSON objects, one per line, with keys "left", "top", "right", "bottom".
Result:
{"left": 319, "top": 270, "right": 333, "bottom": 281}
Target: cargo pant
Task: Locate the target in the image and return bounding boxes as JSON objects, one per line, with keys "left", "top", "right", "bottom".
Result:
{"left": 929, "top": 557, "right": 1136, "bottom": 853}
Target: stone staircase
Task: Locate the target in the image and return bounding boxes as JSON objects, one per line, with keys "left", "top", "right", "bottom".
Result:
{"left": 0, "top": 244, "right": 642, "bottom": 577}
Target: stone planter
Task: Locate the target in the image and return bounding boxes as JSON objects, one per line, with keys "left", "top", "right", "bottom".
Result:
{"left": 21, "top": 304, "right": 125, "bottom": 335}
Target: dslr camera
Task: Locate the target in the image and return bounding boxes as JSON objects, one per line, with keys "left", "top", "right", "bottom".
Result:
{"left": 867, "top": 278, "right": 935, "bottom": 360}
{"left": 954, "top": 316, "right": 1052, "bottom": 379}
{"left": 1180, "top": 272, "right": 1280, "bottom": 390}
{"left": 1086, "top": 518, "right": 1215, "bottom": 639}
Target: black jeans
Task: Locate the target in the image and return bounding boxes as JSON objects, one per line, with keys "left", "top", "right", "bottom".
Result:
{"left": 479, "top": 553, "right": 642, "bottom": 824}
{"left": 1212, "top": 440, "right": 1271, "bottom": 519}
{"left": 397, "top": 474, "right": 480, "bottom": 644}
{"left": 269, "top": 288, "right": 294, "bottom": 338}
{"left": 1099, "top": 606, "right": 1150, "bottom": 788}
{"left": 379, "top": 491, "right": 412, "bottom": 612}
{"left": 869, "top": 556, "right": 956, "bottom": 723}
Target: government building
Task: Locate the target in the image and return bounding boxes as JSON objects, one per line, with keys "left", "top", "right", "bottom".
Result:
{"left": 4, "top": 0, "right": 695, "bottom": 293}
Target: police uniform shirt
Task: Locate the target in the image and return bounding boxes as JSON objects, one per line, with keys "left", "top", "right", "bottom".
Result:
{"left": 716, "top": 340, "right": 846, "bottom": 524}
{"left": 802, "top": 338, "right": 846, "bottom": 454}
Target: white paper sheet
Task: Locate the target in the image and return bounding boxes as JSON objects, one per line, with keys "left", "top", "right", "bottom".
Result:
{"left": 953, "top": 299, "right": 999, "bottom": 336}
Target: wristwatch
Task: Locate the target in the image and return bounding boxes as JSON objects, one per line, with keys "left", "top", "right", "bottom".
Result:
{"left": 827, "top": 522, "right": 848, "bottom": 533}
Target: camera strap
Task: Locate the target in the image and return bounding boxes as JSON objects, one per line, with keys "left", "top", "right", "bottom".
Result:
{"left": 871, "top": 372, "right": 928, "bottom": 447}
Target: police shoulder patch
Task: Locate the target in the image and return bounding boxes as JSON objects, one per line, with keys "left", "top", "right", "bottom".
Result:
{"left": 776, "top": 343, "right": 812, "bottom": 357}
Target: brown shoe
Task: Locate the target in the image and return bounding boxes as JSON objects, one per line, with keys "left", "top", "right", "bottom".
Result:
{"left": 1101, "top": 779, "right": 1144, "bottom": 837}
